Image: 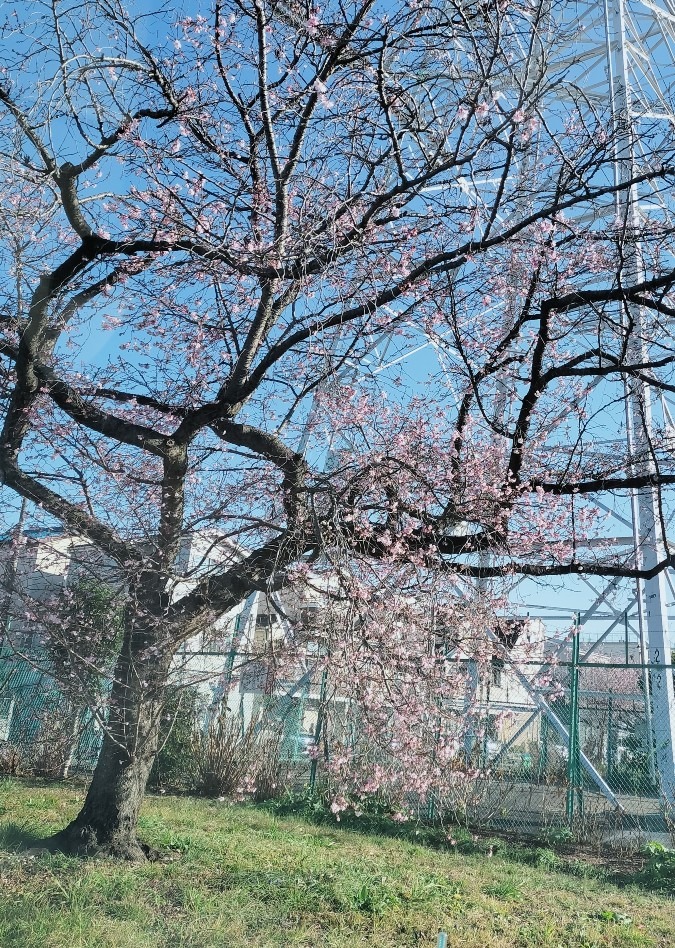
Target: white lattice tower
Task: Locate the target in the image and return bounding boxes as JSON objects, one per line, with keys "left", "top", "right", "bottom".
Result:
{"left": 319, "top": 1, "right": 675, "bottom": 805}
{"left": 517, "top": 0, "right": 675, "bottom": 805}
{"left": 247, "top": 1, "right": 675, "bottom": 805}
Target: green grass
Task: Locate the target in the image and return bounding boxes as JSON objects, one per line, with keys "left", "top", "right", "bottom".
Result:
{"left": 0, "top": 780, "right": 673, "bottom": 947}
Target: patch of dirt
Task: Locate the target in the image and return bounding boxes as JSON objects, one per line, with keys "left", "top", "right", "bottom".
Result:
{"left": 463, "top": 825, "right": 652, "bottom": 877}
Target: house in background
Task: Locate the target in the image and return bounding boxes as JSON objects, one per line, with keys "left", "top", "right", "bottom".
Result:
{"left": 433, "top": 616, "right": 547, "bottom": 768}
{"left": 182, "top": 590, "right": 549, "bottom": 769}
{"left": 0, "top": 526, "right": 549, "bottom": 772}
{"left": 0, "top": 528, "right": 246, "bottom": 767}
{"left": 0, "top": 527, "right": 244, "bottom": 646}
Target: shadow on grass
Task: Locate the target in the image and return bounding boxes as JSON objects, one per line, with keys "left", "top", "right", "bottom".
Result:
{"left": 264, "top": 795, "right": 498, "bottom": 852}
{"left": 261, "top": 797, "right": 675, "bottom": 897}
{"left": 0, "top": 821, "right": 45, "bottom": 852}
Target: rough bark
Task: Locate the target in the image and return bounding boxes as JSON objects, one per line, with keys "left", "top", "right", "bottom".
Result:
{"left": 47, "top": 613, "right": 171, "bottom": 860}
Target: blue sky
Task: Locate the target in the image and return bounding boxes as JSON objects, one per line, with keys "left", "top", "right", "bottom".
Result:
{"left": 2, "top": 0, "right": 675, "bottom": 644}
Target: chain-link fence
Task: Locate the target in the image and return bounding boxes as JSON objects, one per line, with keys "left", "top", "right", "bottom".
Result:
{"left": 408, "top": 655, "right": 674, "bottom": 847}
{"left": 0, "top": 648, "right": 102, "bottom": 776}
{"left": 0, "top": 646, "right": 322, "bottom": 789}
{"left": 0, "top": 643, "right": 673, "bottom": 847}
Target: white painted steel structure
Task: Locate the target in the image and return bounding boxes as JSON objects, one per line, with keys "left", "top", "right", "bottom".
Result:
{"left": 234, "top": 0, "right": 675, "bottom": 809}
{"left": 338, "top": 1, "right": 675, "bottom": 806}
{"left": 459, "top": 0, "right": 675, "bottom": 810}
{"left": 553, "top": 0, "right": 675, "bottom": 807}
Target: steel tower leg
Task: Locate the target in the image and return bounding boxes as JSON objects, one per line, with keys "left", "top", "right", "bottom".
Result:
{"left": 607, "top": 0, "right": 675, "bottom": 806}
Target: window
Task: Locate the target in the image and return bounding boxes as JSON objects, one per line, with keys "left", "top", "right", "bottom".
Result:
{"left": 486, "top": 714, "right": 499, "bottom": 741}
{"left": 300, "top": 607, "right": 320, "bottom": 628}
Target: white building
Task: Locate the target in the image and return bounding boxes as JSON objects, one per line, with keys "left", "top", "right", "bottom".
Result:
{"left": 0, "top": 528, "right": 546, "bottom": 767}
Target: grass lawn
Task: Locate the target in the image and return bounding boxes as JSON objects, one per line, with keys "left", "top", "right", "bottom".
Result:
{"left": 0, "top": 780, "right": 673, "bottom": 947}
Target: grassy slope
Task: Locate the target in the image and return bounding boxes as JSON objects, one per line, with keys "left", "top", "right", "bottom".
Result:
{"left": 0, "top": 780, "right": 673, "bottom": 948}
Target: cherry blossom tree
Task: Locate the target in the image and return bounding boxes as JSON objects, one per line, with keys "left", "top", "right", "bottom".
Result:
{"left": 2, "top": 0, "right": 675, "bottom": 857}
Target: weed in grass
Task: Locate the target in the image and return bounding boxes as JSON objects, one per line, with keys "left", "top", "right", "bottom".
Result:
{"left": 161, "top": 831, "right": 195, "bottom": 853}
{"left": 483, "top": 880, "right": 522, "bottom": 901}
{"left": 403, "top": 875, "right": 465, "bottom": 904}
{"left": 339, "top": 876, "right": 401, "bottom": 915}
{"left": 531, "top": 846, "right": 560, "bottom": 869}
{"left": 540, "top": 826, "right": 576, "bottom": 847}
{"left": 51, "top": 875, "right": 94, "bottom": 913}
{"left": 636, "top": 842, "right": 675, "bottom": 895}
{"left": 596, "top": 909, "right": 634, "bottom": 925}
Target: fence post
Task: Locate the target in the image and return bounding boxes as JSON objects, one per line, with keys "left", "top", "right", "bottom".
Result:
{"left": 566, "top": 613, "right": 582, "bottom": 828}
{"left": 624, "top": 610, "right": 629, "bottom": 665}
{"left": 606, "top": 693, "right": 615, "bottom": 786}
{"left": 427, "top": 714, "right": 441, "bottom": 822}
{"left": 538, "top": 714, "right": 549, "bottom": 782}
{"left": 309, "top": 666, "right": 328, "bottom": 792}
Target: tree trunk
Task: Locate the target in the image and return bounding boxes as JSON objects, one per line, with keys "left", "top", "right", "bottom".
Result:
{"left": 47, "top": 615, "right": 171, "bottom": 860}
